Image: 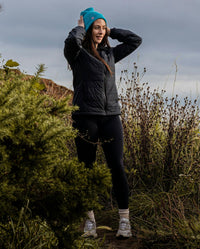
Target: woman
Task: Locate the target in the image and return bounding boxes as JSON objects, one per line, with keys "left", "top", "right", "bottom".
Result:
{"left": 64, "top": 7, "right": 142, "bottom": 239}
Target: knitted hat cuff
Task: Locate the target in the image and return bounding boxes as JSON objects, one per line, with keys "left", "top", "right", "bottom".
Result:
{"left": 80, "top": 7, "right": 107, "bottom": 31}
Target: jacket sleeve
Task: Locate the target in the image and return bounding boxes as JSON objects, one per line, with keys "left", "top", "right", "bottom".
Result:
{"left": 110, "top": 28, "right": 142, "bottom": 63}
{"left": 64, "top": 26, "right": 86, "bottom": 66}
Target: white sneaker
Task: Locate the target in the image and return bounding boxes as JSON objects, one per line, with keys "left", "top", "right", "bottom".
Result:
{"left": 82, "top": 219, "right": 97, "bottom": 238}
{"left": 116, "top": 218, "right": 132, "bottom": 238}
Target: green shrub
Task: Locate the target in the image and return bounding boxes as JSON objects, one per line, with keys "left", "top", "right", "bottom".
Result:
{"left": 0, "top": 201, "right": 58, "bottom": 249}
{"left": 0, "top": 62, "right": 111, "bottom": 248}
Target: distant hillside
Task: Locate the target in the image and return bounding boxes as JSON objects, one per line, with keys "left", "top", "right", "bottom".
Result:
{"left": 39, "top": 77, "right": 73, "bottom": 100}
{"left": 1, "top": 69, "right": 74, "bottom": 100}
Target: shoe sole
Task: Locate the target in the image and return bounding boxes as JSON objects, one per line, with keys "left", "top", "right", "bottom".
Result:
{"left": 116, "top": 230, "right": 132, "bottom": 239}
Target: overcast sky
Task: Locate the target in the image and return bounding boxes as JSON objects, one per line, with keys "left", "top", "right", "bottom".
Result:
{"left": 0, "top": 0, "right": 200, "bottom": 99}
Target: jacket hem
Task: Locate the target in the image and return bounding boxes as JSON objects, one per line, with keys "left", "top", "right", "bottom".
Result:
{"left": 72, "top": 111, "right": 121, "bottom": 116}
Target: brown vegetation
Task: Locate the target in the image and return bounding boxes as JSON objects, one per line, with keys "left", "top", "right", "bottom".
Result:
{"left": 40, "top": 77, "right": 73, "bottom": 100}
{"left": 0, "top": 68, "right": 74, "bottom": 100}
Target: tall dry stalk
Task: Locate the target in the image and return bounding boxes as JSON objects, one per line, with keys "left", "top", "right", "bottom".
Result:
{"left": 118, "top": 63, "right": 200, "bottom": 192}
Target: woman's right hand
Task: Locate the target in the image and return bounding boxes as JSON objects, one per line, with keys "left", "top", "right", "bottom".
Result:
{"left": 107, "top": 27, "right": 111, "bottom": 36}
{"left": 78, "top": 16, "right": 85, "bottom": 28}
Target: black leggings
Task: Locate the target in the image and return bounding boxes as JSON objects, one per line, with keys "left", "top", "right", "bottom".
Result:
{"left": 72, "top": 115, "right": 129, "bottom": 209}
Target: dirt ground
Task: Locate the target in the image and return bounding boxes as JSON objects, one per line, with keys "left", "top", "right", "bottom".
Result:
{"left": 97, "top": 229, "right": 143, "bottom": 249}
{"left": 91, "top": 209, "right": 143, "bottom": 249}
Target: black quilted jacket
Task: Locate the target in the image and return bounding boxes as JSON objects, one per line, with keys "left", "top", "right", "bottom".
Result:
{"left": 64, "top": 26, "right": 142, "bottom": 115}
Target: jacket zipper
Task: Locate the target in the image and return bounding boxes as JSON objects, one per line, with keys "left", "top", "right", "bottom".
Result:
{"left": 104, "top": 78, "right": 107, "bottom": 111}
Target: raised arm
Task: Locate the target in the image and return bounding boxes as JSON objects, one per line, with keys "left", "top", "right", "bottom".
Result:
{"left": 64, "top": 16, "right": 86, "bottom": 66}
{"left": 109, "top": 28, "right": 142, "bottom": 63}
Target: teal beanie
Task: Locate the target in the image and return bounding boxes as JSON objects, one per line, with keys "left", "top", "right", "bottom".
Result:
{"left": 80, "top": 7, "right": 107, "bottom": 31}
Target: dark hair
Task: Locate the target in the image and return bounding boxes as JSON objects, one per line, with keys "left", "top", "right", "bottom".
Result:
{"left": 82, "top": 24, "right": 112, "bottom": 75}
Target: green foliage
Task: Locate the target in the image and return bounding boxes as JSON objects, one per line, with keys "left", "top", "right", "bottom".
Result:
{"left": 129, "top": 192, "right": 200, "bottom": 248}
{"left": 73, "top": 236, "right": 106, "bottom": 249}
{"left": 2, "top": 59, "right": 20, "bottom": 77}
{"left": 0, "top": 201, "right": 58, "bottom": 249}
{"left": 30, "top": 64, "right": 46, "bottom": 91}
{"left": 0, "top": 61, "right": 111, "bottom": 248}
{"left": 4, "top": 59, "right": 20, "bottom": 68}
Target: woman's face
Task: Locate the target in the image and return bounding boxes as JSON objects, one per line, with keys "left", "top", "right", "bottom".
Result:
{"left": 92, "top": 19, "right": 107, "bottom": 48}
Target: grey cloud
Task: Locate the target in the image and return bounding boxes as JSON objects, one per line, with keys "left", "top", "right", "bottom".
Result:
{"left": 0, "top": 0, "right": 199, "bottom": 95}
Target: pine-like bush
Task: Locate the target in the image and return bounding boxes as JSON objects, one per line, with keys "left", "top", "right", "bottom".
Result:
{"left": 0, "top": 63, "right": 111, "bottom": 248}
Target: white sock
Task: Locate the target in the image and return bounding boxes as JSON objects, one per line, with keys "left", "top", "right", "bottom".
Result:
{"left": 118, "top": 208, "right": 129, "bottom": 220}
{"left": 87, "top": 210, "right": 95, "bottom": 222}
